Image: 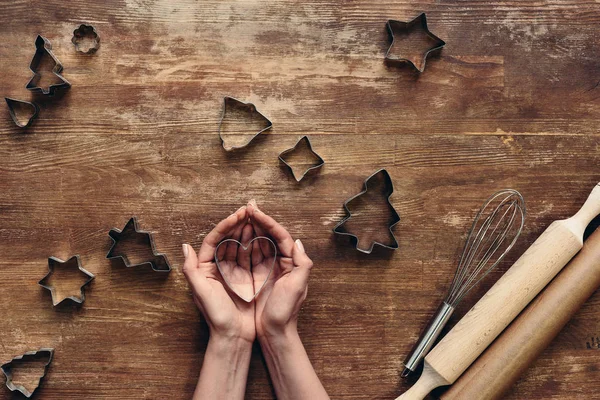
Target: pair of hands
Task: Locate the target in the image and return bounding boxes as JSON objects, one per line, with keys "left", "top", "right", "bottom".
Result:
{"left": 182, "top": 200, "right": 313, "bottom": 344}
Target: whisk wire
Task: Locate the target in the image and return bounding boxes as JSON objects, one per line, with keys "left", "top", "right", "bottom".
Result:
{"left": 446, "top": 190, "right": 525, "bottom": 306}
{"left": 453, "top": 202, "right": 520, "bottom": 303}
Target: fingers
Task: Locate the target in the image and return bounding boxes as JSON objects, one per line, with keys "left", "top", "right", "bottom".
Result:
{"left": 252, "top": 238, "right": 264, "bottom": 265}
{"left": 248, "top": 200, "right": 294, "bottom": 257}
{"left": 248, "top": 209, "right": 275, "bottom": 258}
{"left": 224, "top": 220, "right": 245, "bottom": 261}
{"left": 182, "top": 244, "right": 211, "bottom": 294}
{"left": 182, "top": 243, "right": 199, "bottom": 277}
{"left": 238, "top": 223, "right": 254, "bottom": 270}
{"left": 198, "top": 206, "right": 247, "bottom": 262}
{"left": 291, "top": 239, "right": 313, "bottom": 287}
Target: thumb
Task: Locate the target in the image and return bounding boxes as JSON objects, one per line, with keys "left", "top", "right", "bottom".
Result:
{"left": 182, "top": 243, "right": 199, "bottom": 278}
{"left": 291, "top": 239, "right": 313, "bottom": 286}
{"left": 182, "top": 244, "right": 211, "bottom": 296}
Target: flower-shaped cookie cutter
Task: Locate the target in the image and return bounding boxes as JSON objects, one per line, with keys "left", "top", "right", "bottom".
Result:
{"left": 214, "top": 236, "right": 276, "bottom": 302}
{"left": 72, "top": 24, "right": 100, "bottom": 54}
{"left": 0, "top": 348, "right": 54, "bottom": 398}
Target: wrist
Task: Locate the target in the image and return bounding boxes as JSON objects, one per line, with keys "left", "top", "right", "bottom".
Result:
{"left": 258, "top": 325, "right": 300, "bottom": 352}
{"left": 209, "top": 332, "right": 253, "bottom": 349}
{"left": 195, "top": 331, "right": 253, "bottom": 400}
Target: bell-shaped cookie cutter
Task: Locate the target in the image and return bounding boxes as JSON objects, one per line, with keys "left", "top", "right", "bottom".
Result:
{"left": 333, "top": 169, "right": 401, "bottom": 254}
{"left": 385, "top": 13, "right": 446, "bottom": 72}
{"left": 26, "top": 35, "right": 71, "bottom": 95}
{"left": 38, "top": 255, "right": 95, "bottom": 306}
{"left": 214, "top": 236, "right": 276, "bottom": 302}
{"left": 5, "top": 97, "right": 39, "bottom": 128}
{"left": 218, "top": 96, "right": 273, "bottom": 151}
{"left": 1, "top": 348, "right": 54, "bottom": 398}
{"left": 278, "top": 136, "right": 325, "bottom": 182}
{"left": 106, "top": 217, "right": 172, "bottom": 272}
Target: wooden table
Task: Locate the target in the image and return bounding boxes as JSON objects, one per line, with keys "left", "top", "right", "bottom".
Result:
{"left": 0, "top": 1, "right": 599, "bottom": 398}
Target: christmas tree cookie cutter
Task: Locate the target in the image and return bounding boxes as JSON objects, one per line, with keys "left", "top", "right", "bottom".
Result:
{"left": 1, "top": 348, "right": 54, "bottom": 398}
{"left": 333, "top": 169, "right": 401, "bottom": 254}
{"left": 106, "top": 217, "right": 172, "bottom": 272}
{"left": 26, "top": 35, "right": 71, "bottom": 95}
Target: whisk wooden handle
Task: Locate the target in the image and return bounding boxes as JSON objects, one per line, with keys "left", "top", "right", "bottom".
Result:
{"left": 396, "top": 183, "right": 600, "bottom": 400}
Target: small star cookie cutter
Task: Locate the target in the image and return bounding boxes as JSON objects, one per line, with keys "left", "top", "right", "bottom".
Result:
{"left": 333, "top": 169, "right": 401, "bottom": 254}
{"left": 26, "top": 35, "right": 71, "bottom": 95}
{"left": 5, "top": 97, "right": 39, "bottom": 128}
{"left": 385, "top": 13, "right": 446, "bottom": 72}
{"left": 72, "top": 24, "right": 100, "bottom": 54}
{"left": 214, "top": 236, "right": 276, "bottom": 302}
{"left": 218, "top": 96, "right": 273, "bottom": 151}
{"left": 106, "top": 217, "right": 172, "bottom": 272}
{"left": 1, "top": 348, "right": 54, "bottom": 398}
{"left": 278, "top": 136, "right": 325, "bottom": 182}
{"left": 38, "top": 255, "right": 95, "bottom": 306}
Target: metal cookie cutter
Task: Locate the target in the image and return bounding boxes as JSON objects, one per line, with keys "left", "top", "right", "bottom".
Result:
{"left": 107, "top": 217, "right": 172, "bottom": 272}
{"left": 214, "top": 236, "right": 276, "bottom": 302}
{"left": 1, "top": 348, "right": 54, "bottom": 398}
{"left": 278, "top": 136, "right": 325, "bottom": 182}
{"left": 385, "top": 13, "right": 446, "bottom": 72}
{"left": 72, "top": 24, "right": 100, "bottom": 54}
{"left": 5, "top": 97, "right": 39, "bottom": 128}
{"left": 218, "top": 96, "right": 273, "bottom": 151}
{"left": 26, "top": 35, "right": 71, "bottom": 95}
{"left": 333, "top": 169, "right": 401, "bottom": 254}
{"left": 38, "top": 255, "right": 95, "bottom": 306}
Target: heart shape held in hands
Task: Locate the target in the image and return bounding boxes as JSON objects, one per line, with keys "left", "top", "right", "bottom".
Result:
{"left": 214, "top": 236, "right": 277, "bottom": 302}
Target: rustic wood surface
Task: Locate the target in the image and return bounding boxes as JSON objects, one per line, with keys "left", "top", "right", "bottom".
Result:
{"left": 0, "top": 0, "right": 599, "bottom": 399}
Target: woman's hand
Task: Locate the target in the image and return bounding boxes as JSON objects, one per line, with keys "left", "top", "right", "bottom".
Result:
{"left": 182, "top": 205, "right": 256, "bottom": 343}
{"left": 247, "top": 200, "right": 329, "bottom": 400}
{"left": 182, "top": 206, "right": 256, "bottom": 400}
{"left": 247, "top": 200, "right": 313, "bottom": 339}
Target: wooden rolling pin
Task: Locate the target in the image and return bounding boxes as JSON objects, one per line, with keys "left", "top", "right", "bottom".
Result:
{"left": 440, "top": 223, "right": 600, "bottom": 400}
{"left": 396, "top": 183, "right": 600, "bottom": 400}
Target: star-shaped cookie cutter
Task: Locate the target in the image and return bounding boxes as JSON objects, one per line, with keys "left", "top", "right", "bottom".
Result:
{"left": 218, "top": 97, "right": 273, "bottom": 151}
{"left": 385, "top": 13, "right": 446, "bottom": 72}
{"left": 333, "top": 169, "right": 401, "bottom": 254}
{"left": 1, "top": 348, "right": 53, "bottom": 398}
{"left": 26, "top": 35, "right": 71, "bottom": 95}
{"left": 278, "top": 136, "right": 325, "bottom": 182}
{"left": 5, "top": 97, "right": 39, "bottom": 128}
{"left": 38, "top": 255, "right": 95, "bottom": 306}
{"left": 106, "top": 217, "right": 172, "bottom": 272}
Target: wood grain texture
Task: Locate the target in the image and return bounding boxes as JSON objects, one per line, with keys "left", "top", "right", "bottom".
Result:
{"left": 0, "top": 0, "right": 599, "bottom": 399}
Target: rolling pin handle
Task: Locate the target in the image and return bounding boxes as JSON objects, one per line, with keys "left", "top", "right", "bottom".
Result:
{"left": 566, "top": 183, "right": 600, "bottom": 238}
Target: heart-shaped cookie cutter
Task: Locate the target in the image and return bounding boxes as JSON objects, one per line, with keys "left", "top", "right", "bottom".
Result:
{"left": 214, "top": 236, "right": 276, "bottom": 302}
